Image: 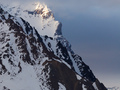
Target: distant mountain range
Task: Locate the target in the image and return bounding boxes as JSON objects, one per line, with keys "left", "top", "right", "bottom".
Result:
{"left": 108, "top": 86, "right": 120, "bottom": 90}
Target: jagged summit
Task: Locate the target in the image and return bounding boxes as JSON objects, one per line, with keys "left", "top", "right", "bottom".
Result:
{"left": 26, "top": 3, "right": 54, "bottom": 19}
{"left": 34, "top": 3, "right": 53, "bottom": 19}
{"left": 0, "top": 2, "right": 60, "bottom": 37}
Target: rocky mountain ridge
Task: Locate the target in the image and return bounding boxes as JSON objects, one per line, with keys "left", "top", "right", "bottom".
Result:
{"left": 0, "top": 3, "right": 107, "bottom": 90}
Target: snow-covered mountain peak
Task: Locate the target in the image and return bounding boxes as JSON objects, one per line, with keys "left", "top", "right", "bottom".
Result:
{"left": 35, "top": 3, "right": 52, "bottom": 18}
{"left": 0, "top": 2, "right": 60, "bottom": 37}
{"left": 0, "top": 3, "right": 107, "bottom": 90}
{"left": 33, "top": 2, "right": 53, "bottom": 19}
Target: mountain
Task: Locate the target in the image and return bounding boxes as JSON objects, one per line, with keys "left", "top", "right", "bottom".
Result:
{"left": 108, "top": 87, "right": 120, "bottom": 90}
{"left": 0, "top": 3, "right": 107, "bottom": 90}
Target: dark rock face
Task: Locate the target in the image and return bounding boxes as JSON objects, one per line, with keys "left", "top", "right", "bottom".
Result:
{"left": 55, "top": 22, "right": 62, "bottom": 36}
{"left": 0, "top": 6, "right": 107, "bottom": 90}
{"left": 27, "top": 8, "right": 53, "bottom": 19}
{"left": 41, "top": 60, "right": 107, "bottom": 90}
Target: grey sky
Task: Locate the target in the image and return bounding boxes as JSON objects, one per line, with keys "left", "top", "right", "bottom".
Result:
{"left": 53, "top": 1, "right": 120, "bottom": 87}
{"left": 1, "top": 0, "right": 120, "bottom": 87}
{"left": 45, "top": 0, "right": 120, "bottom": 87}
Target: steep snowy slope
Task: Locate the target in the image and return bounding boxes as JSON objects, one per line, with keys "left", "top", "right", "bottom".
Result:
{"left": 0, "top": 3, "right": 107, "bottom": 90}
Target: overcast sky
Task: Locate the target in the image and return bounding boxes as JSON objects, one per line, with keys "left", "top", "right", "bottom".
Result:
{"left": 1, "top": 0, "right": 120, "bottom": 88}
{"left": 52, "top": 1, "right": 120, "bottom": 87}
